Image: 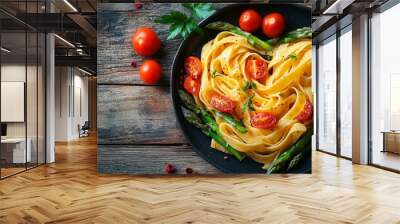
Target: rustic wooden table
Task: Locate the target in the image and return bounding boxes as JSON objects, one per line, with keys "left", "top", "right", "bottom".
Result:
{"left": 97, "top": 3, "right": 226, "bottom": 174}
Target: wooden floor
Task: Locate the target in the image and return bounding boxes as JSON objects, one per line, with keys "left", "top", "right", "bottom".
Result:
{"left": 0, "top": 135, "right": 400, "bottom": 224}
{"left": 372, "top": 150, "right": 400, "bottom": 171}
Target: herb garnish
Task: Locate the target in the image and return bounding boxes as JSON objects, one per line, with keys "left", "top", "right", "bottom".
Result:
{"left": 242, "top": 81, "right": 257, "bottom": 91}
{"left": 242, "top": 95, "right": 255, "bottom": 112}
{"left": 288, "top": 54, "right": 297, "bottom": 61}
{"left": 211, "top": 70, "right": 222, "bottom": 78}
{"left": 182, "top": 3, "right": 216, "bottom": 20}
{"left": 155, "top": 3, "right": 215, "bottom": 40}
{"left": 262, "top": 55, "right": 273, "bottom": 61}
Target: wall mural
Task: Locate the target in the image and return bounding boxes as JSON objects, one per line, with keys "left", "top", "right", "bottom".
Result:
{"left": 97, "top": 2, "right": 312, "bottom": 174}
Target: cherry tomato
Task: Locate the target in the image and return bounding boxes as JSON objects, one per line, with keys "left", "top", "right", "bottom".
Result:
{"left": 251, "top": 112, "right": 277, "bottom": 129}
{"left": 246, "top": 59, "right": 268, "bottom": 80}
{"left": 139, "top": 60, "right": 161, "bottom": 85}
{"left": 239, "top": 9, "right": 262, "bottom": 33}
{"left": 296, "top": 99, "right": 313, "bottom": 122}
{"left": 132, "top": 27, "right": 161, "bottom": 56}
{"left": 210, "top": 93, "right": 236, "bottom": 113}
{"left": 183, "top": 75, "right": 201, "bottom": 95}
{"left": 262, "top": 13, "right": 286, "bottom": 38}
{"left": 184, "top": 56, "right": 202, "bottom": 80}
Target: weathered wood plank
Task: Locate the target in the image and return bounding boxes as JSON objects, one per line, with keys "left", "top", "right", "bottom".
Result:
{"left": 97, "top": 85, "right": 188, "bottom": 145}
{"left": 97, "top": 3, "right": 184, "bottom": 85}
{"left": 97, "top": 3, "right": 226, "bottom": 85}
{"left": 97, "top": 144, "right": 220, "bottom": 174}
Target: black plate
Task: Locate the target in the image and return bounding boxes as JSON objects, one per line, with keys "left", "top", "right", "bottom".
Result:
{"left": 171, "top": 3, "right": 311, "bottom": 173}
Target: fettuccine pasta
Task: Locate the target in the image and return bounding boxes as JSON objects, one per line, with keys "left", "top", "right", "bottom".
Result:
{"left": 195, "top": 31, "right": 312, "bottom": 167}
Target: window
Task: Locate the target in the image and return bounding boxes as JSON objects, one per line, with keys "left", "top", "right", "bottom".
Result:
{"left": 339, "top": 26, "right": 352, "bottom": 158}
{"left": 0, "top": 1, "right": 47, "bottom": 179}
{"left": 317, "top": 35, "right": 337, "bottom": 154}
{"left": 370, "top": 3, "right": 400, "bottom": 171}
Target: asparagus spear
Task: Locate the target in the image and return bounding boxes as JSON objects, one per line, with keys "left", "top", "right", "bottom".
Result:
{"left": 208, "top": 130, "right": 246, "bottom": 161}
{"left": 266, "top": 27, "right": 312, "bottom": 45}
{"left": 266, "top": 130, "right": 312, "bottom": 174}
{"left": 182, "top": 108, "right": 246, "bottom": 161}
{"left": 206, "top": 22, "right": 312, "bottom": 51}
{"left": 199, "top": 108, "right": 220, "bottom": 135}
{"left": 182, "top": 107, "right": 207, "bottom": 130}
{"left": 266, "top": 162, "right": 287, "bottom": 174}
{"left": 206, "top": 22, "right": 273, "bottom": 51}
{"left": 287, "top": 150, "right": 306, "bottom": 171}
{"left": 216, "top": 111, "right": 247, "bottom": 133}
{"left": 178, "top": 89, "right": 220, "bottom": 134}
{"left": 178, "top": 89, "right": 200, "bottom": 113}
{"left": 267, "top": 144, "right": 311, "bottom": 174}
{"left": 179, "top": 89, "right": 246, "bottom": 161}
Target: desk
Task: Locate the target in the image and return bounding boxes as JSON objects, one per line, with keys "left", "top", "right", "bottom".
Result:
{"left": 381, "top": 131, "right": 400, "bottom": 154}
{"left": 1, "top": 138, "right": 31, "bottom": 163}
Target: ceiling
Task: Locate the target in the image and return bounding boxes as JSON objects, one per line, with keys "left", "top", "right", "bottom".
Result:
{"left": 0, "top": 0, "right": 97, "bottom": 74}
{"left": 311, "top": 0, "right": 391, "bottom": 41}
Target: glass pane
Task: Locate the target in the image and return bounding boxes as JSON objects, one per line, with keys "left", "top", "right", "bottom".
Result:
{"left": 27, "top": 30, "right": 38, "bottom": 169}
{"left": 317, "top": 35, "right": 337, "bottom": 154}
{"left": 1, "top": 30, "right": 27, "bottom": 177}
{"left": 26, "top": 0, "right": 38, "bottom": 169}
{"left": 38, "top": 32, "right": 45, "bottom": 165}
{"left": 371, "top": 4, "right": 400, "bottom": 171}
{"left": 339, "top": 27, "right": 352, "bottom": 158}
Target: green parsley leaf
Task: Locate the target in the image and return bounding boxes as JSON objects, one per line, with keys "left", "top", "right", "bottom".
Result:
{"left": 249, "top": 99, "right": 255, "bottom": 111}
{"left": 242, "top": 81, "right": 250, "bottom": 91}
{"left": 262, "top": 55, "right": 273, "bottom": 61}
{"left": 242, "top": 81, "right": 257, "bottom": 91}
{"left": 155, "top": 11, "right": 187, "bottom": 24}
{"left": 156, "top": 3, "right": 215, "bottom": 40}
{"left": 211, "top": 70, "right": 223, "bottom": 78}
{"left": 242, "top": 95, "right": 255, "bottom": 113}
{"left": 288, "top": 54, "right": 297, "bottom": 61}
{"left": 155, "top": 11, "right": 201, "bottom": 39}
{"left": 182, "top": 3, "right": 216, "bottom": 20}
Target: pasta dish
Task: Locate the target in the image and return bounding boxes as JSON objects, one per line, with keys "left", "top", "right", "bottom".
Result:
{"left": 179, "top": 18, "right": 312, "bottom": 172}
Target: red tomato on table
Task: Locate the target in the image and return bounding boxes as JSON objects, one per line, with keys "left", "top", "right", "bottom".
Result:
{"left": 132, "top": 27, "right": 161, "bottom": 56}
{"left": 139, "top": 60, "right": 161, "bottom": 85}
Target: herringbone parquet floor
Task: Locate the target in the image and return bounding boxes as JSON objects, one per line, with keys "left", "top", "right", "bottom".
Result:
{"left": 0, "top": 135, "right": 400, "bottom": 224}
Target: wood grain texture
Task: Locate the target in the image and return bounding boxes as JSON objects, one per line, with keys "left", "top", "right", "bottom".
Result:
{"left": 98, "top": 144, "right": 220, "bottom": 174}
{"left": 97, "top": 3, "right": 225, "bottom": 85}
{"left": 1, "top": 136, "right": 400, "bottom": 223}
{"left": 97, "top": 3, "right": 184, "bottom": 85}
{"left": 97, "top": 85, "right": 187, "bottom": 145}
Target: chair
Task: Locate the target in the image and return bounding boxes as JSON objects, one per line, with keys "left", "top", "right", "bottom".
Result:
{"left": 79, "top": 121, "right": 90, "bottom": 138}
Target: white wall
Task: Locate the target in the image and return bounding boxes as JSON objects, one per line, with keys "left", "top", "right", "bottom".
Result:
{"left": 54, "top": 66, "right": 89, "bottom": 141}
{"left": 55, "top": 66, "right": 69, "bottom": 141}
{"left": 1, "top": 63, "right": 46, "bottom": 164}
{"left": 1, "top": 64, "right": 40, "bottom": 138}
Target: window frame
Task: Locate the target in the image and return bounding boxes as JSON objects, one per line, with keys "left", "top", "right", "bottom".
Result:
{"left": 367, "top": 0, "right": 400, "bottom": 173}
{"left": 315, "top": 20, "right": 353, "bottom": 161}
